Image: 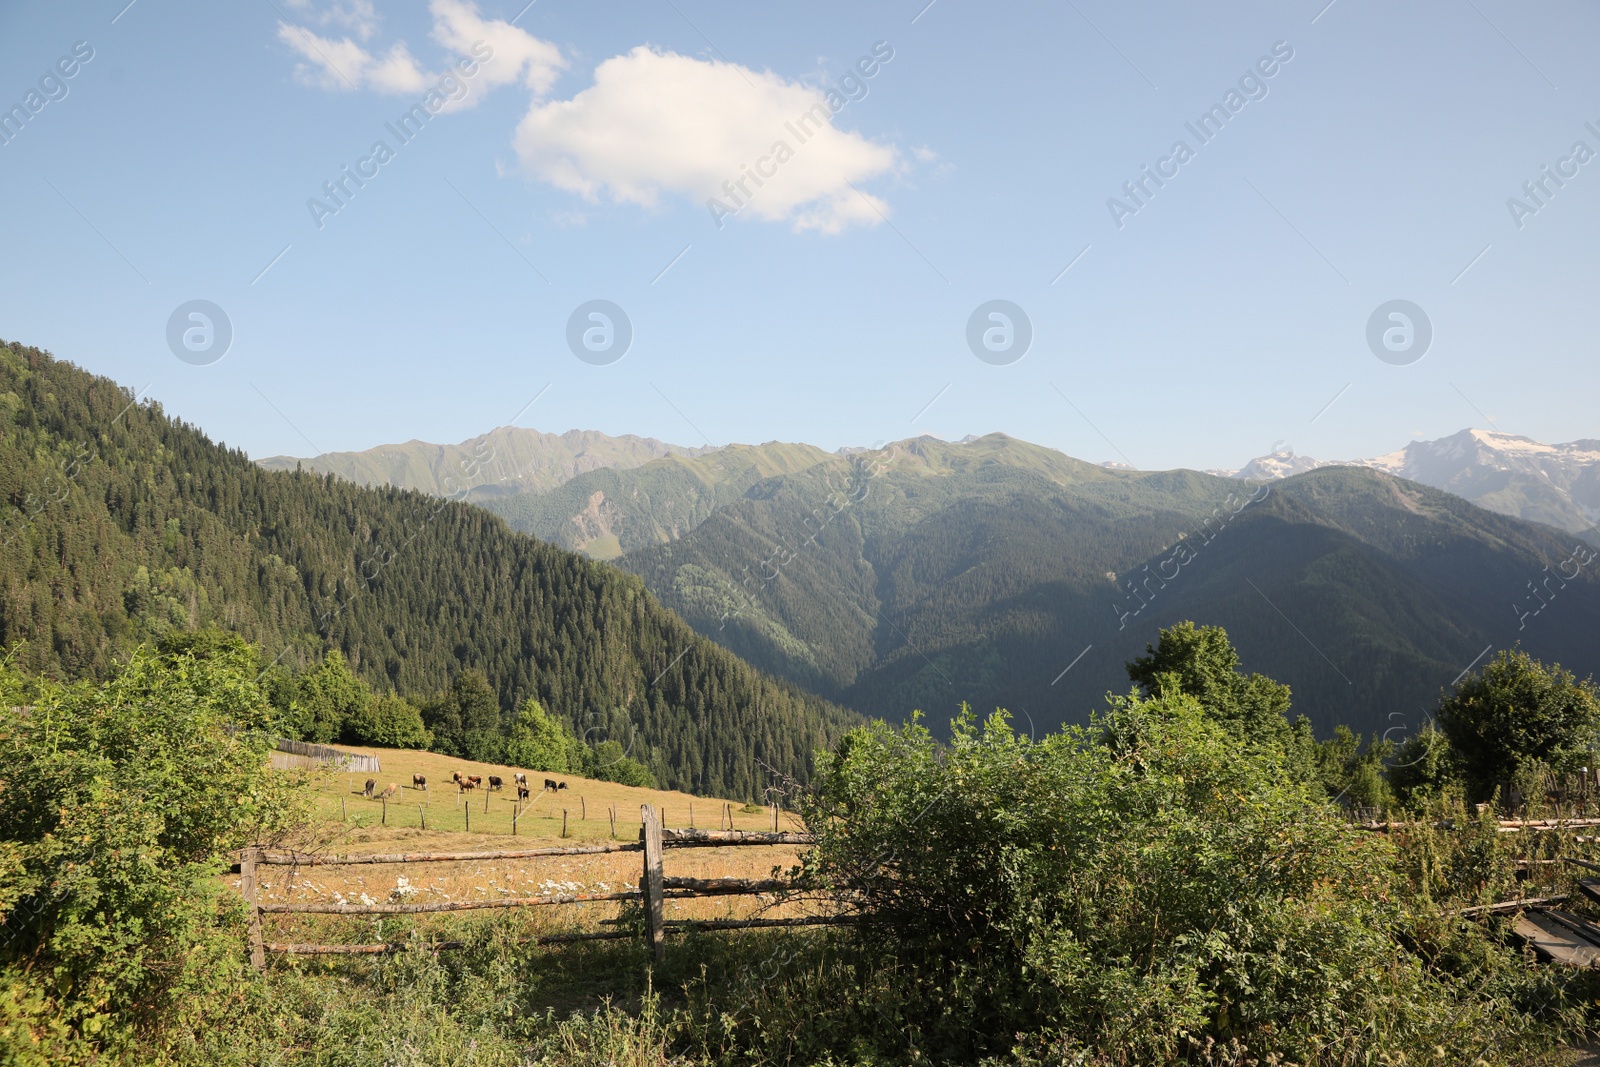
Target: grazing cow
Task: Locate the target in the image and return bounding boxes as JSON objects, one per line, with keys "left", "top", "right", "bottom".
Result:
{"left": 459, "top": 777, "right": 477, "bottom": 793}
{"left": 378, "top": 783, "right": 398, "bottom": 800}
{"left": 412, "top": 774, "right": 427, "bottom": 790}
{"left": 543, "top": 778, "right": 558, "bottom": 792}
{"left": 363, "top": 778, "right": 376, "bottom": 798}
{"left": 513, "top": 772, "right": 527, "bottom": 788}
{"left": 488, "top": 775, "right": 503, "bottom": 791}
{"left": 516, "top": 784, "right": 530, "bottom": 802}
{"left": 557, "top": 781, "right": 568, "bottom": 791}
{"left": 466, "top": 774, "right": 483, "bottom": 788}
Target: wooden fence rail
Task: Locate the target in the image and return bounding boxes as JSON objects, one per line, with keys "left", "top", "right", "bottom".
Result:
{"left": 239, "top": 806, "right": 834, "bottom": 969}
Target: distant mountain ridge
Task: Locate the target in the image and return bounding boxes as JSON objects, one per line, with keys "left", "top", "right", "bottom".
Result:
{"left": 604, "top": 434, "right": 1600, "bottom": 740}
{"left": 252, "top": 425, "right": 1600, "bottom": 742}
{"left": 1220, "top": 429, "right": 1600, "bottom": 540}
{"left": 258, "top": 426, "right": 718, "bottom": 498}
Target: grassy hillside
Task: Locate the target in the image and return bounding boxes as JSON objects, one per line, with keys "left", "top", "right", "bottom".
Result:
{"left": 0, "top": 340, "right": 859, "bottom": 798}
{"left": 285, "top": 743, "right": 798, "bottom": 842}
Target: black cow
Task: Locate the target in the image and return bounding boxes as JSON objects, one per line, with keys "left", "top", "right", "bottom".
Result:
{"left": 488, "top": 775, "right": 503, "bottom": 791}
{"left": 363, "top": 778, "right": 376, "bottom": 797}
{"left": 516, "top": 784, "right": 530, "bottom": 802}
{"left": 412, "top": 774, "right": 427, "bottom": 790}
{"left": 543, "top": 778, "right": 558, "bottom": 791}
{"left": 557, "top": 781, "right": 568, "bottom": 791}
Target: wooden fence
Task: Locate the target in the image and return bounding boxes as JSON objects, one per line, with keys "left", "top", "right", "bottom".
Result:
{"left": 238, "top": 806, "right": 833, "bottom": 968}
{"left": 273, "top": 738, "right": 381, "bottom": 774}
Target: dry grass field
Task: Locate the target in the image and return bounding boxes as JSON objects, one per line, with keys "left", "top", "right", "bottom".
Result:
{"left": 249, "top": 744, "right": 819, "bottom": 951}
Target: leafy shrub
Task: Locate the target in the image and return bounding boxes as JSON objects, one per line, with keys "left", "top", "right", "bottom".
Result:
{"left": 505, "top": 697, "right": 584, "bottom": 772}
{"left": 799, "top": 697, "right": 1571, "bottom": 1064}
{"left": 1434, "top": 647, "right": 1600, "bottom": 803}
{"left": 0, "top": 644, "right": 304, "bottom": 1053}
{"left": 343, "top": 691, "right": 431, "bottom": 749}
{"left": 585, "top": 740, "right": 657, "bottom": 789}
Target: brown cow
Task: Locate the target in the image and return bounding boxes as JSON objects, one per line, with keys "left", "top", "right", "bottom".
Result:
{"left": 458, "top": 778, "right": 477, "bottom": 793}
{"left": 451, "top": 771, "right": 463, "bottom": 784}
{"left": 516, "top": 784, "right": 530, "bottom": 802}
{"left": 412, "top": 774, "right": 427, "bottom": 790}
{"left": 378, "top": 783, "right": 398, "bottom": 800}
{"left": 363, "top": 778, "right": 376, "bottom": 798}
{"left": 466, "top": 775, "right": 483, "bottom": 788}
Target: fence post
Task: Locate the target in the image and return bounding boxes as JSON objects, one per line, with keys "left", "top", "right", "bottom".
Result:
{"left": 240, "top": 848, "right": 265, "bottom": 971}
{"left": 341, "top": 797, "right": 346, "bottom": 822}
{"left": 640, "top": 805, "right": 665, "bottom": 964}
{"left": 562, "top": 809, "right": 568, "bottom": 839}
{"left": 609, "top": 805, "right": 616, "bottom": 838}
{"left": 382, "top": 796, "right": 387, "bottom": 825}
{"left": 465, "top": 805, "right": 470, "bottom": 833}
{"left": 512, "top": 801, "right": 518, "bottom": 836}
{"left": 419, "top": 804, "right": 426, "bottom": 831}
{"left": 689, "top": 802, "right": 694, "bottom": 828}
{"left": 581, "top": 796, "right": 586, "bottom": 821}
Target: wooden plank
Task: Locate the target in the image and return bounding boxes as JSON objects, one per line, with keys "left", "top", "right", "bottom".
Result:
{"left": 252, "top": 843, "right": 642, "bottom": 866}
{"left": 1512, "top": 910, "right": 1600, "bottom": 968}
{"left": 1565, "top": 856, "right": 1600, "bottom": 875}
{"left": 661, "top": 828, "right": 814, "bottom": 848}
{"left": 1460, "top": 895, "right": 1568, "bottom": 917}
{"left": 660, "top": 916, "right": 855, "bottom": 932}
{"left": 265, "top": 929, "right": 636, "bottom": 955}
{"left": 258, "top": 889, "right": 641, "bottom": 915}
{"left": 642, "top": 804, "right": 665, "bottom": 964}
{"left": 240, "top": 847, "right": 265, "bottom": 971}
{"left": 1579, "top": 879, "right": 1600, "bottom": 905}
{"left": 662, "top": 876, "right": 788, "bottom": 895}
{"left": 1351, "top": 817, "right": 1600, "bottom": 833}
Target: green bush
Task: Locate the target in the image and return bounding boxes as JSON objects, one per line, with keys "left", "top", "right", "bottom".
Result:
{"left": 585, "top": 739, "right": 657, "bottom": 789}
{"left": 343, "top": 691, "right": 430, "bottom": 749}
{"left": 1434, "top": 647, "right": 1600, "bottom": 803}
{"left": 504, "top": 697, "right": 583, "bottom": 772}
{"left": 0, "top": 644, "right": 304, "bottom": 1054}
{"left": 798, "top": 697, "right": 1571, "bottom": 1063}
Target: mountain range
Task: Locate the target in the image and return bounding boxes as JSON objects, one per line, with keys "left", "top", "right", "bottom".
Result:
{"left": 258, "top": 426, "right": 716, "bottom": 499}
{"left": 258, "top": 424, "right": 1600, "bottom": 741}
{"left": 1221, "top": 429, "right": 1600, "bottom": 542}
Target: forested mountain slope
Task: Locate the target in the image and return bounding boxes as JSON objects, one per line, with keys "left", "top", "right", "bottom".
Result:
{"left": 473, "top": 441, "right": 834, "bottom": 559}
{"left": 615, "top": 436, "right": 1600, "bottom": 739}
{"left": 0, "top": 340, "right": 857, "bottom": 797}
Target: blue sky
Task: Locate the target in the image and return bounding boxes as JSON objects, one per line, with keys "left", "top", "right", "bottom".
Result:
{"left": 0, "top": 0, "right": 1595, "bottom": 471}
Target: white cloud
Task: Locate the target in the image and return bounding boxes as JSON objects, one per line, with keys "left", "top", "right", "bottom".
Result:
{"left": 276, "top": 9, "right": 902, "bottom": 233}
{"left": 277, "top": 0, "right": 562, "bottom": 104}
{"left": 283, "top": 0, "right": 381, "bottom": 41}
{"left": 513, "top": 47, "right": 899, "bottom": 233}
{"left": 429, "top": 0, "right": 563, "bottom": 96}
